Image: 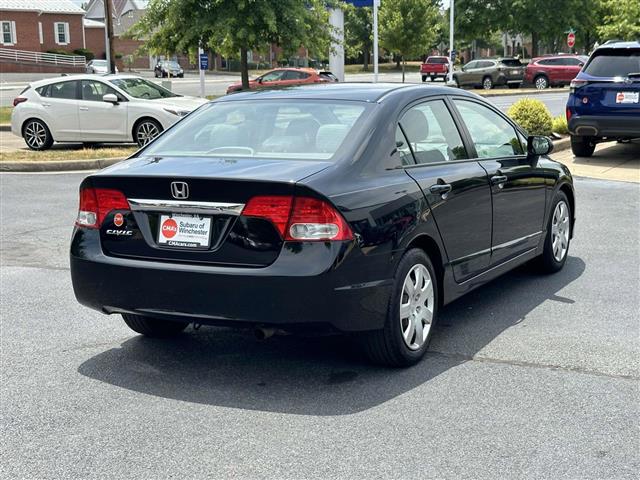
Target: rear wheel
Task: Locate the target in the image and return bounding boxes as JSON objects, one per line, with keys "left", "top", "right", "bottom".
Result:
{"left": 134, "top": 118, "right": 163, "bottom": 147}
{"left": 421, "top": 75, "right": 427, "bottom": 82}
{"left": 482, "top": 76, "right": 493, "bottom": 90}
{"left": 122, "top": 313, "right": 189, "bottom": 337}
{"left": 362, "top": 249, "right": 438, "bottom": 367}
{"left": 537, "top": 192, "right": 571, "bottom": 273}
{"left": 23, "top": 118, "right": 53, "bottom": 151}
{"left": 570, "top": 135, "right": 596, "bottom": 157}
{"left": 430, "top": 75, "right": 435, "bottom": 82}
{"left": 534, "top": 75, "right": 549, "bottom": 90}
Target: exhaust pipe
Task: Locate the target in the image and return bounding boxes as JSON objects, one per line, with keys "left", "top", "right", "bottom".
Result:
{"left": 254, "top": 327, "right": 276, "bottom": 341}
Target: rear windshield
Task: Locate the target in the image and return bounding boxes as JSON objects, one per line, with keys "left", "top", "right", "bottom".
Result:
{"left": 584, "top": 49, "right": 640, "bottom": 77}
{"left": 142, "top": 100, "right": 368, "bottom": 161}
{"left": 500, "top": 59, "right": 523, "bottom": 67}
{"left": 426, "top": 57, "right": 448, "bottom": 64}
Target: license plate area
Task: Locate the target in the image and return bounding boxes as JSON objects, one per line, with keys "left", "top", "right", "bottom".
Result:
{"left": 158, "top": 213, "right": 212, "bottom": 249}
{"left": 616, "top": 91, "right": 639, "bottom": 104}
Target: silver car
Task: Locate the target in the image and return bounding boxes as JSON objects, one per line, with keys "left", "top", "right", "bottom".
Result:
{"left": 86, "top": 59, "right": 119, "bottom": 74}
{"left": 453, "top": 58, "right": 524, "bottom": 90}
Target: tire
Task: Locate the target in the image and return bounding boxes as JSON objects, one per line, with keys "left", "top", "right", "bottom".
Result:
{"left": 534, "top": 75, "right": 549, "bottom": 90}
{"left": 122, "top": 313, "right": 189, "bottom": 337}
{"left": 570, "top": 135, "right": 596, "bottom": 157}
{"left": 361, "top": 249, "right": 439, "bottom": 367}
{"left": 22, "top": 118, "right": 53, "bottom": 151}
{"left": 537, "top": 191, "right": 571, "bottom": 273}
{"left": 453, "top": 76, "right": 460, "bottom": 88}
{"left": 430, "top": 75, "right": 435, "bottom": 82}
{"left": 482, "top": 76, "right": 493, "bottom": 90}
{"left": 421, "top": 75, "right": 427, "bottom": 82}
{"left": 134, "top": 118, "right": 163, "bottom": 147}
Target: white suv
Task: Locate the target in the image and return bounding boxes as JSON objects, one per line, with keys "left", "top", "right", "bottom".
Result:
{"left": 11, "top": 74, "right": 208, "bottom": 150}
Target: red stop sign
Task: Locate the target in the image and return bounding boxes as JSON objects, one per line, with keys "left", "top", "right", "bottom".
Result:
{"left": 567, "top": 33, "right": 576, "bottom": 48}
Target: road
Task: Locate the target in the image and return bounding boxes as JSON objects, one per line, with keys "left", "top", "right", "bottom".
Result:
{"left": 0, "top": 70, "right": 569, "bottom": 116}
{"left": 1, "top": 171, "right": 638, "bottom": 479}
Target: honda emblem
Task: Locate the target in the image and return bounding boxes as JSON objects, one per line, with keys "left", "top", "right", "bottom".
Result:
{"left": 170, "top": 181, "right": 189, "bottom": 200}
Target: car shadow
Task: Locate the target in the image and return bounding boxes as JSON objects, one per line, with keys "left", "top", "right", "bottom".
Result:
{"left": 77, "top": 256, "right": 586, "bottom": 416}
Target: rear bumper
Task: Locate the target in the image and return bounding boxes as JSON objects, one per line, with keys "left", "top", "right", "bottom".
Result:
{"left": 70, "top": 229, "right": 392, "bottom": 332}
{"left": 568, "top": 115, "right": 640, "bottom": 138}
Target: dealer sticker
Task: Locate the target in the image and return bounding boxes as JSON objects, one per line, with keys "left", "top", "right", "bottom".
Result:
{"left": 158, "top": 214, "right": 211, "bottom": 248}
{"left": 616, "top": 91, "right": 639, "bottom": 104}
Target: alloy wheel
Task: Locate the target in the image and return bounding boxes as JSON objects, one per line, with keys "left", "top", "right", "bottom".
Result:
{"left": 24, "top": 121, "right": 47, "bottom": 149}
{"left": 136, "top": 121, "right": 160, "bottom": 147}
{"left": 551, "top": 200, "right": 570, "bottom": 262}
{"left": 483, "top": 77, "right": 493, "bottom": 89}
{"left": 399, "top": 264, "right": 434, "bottom": 350}
{"left": 535, "top": 76, "right": 548, "bottom": 89}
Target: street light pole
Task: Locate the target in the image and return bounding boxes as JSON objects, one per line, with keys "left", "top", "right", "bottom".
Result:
{"left": 373, "top": 0, "right": 379, "bottom": 83}
{"left": 448, "top": 0, "right": 454, "bottom": 84}
{"left": 104, "top": 0, "right": 116, "bottom": 74}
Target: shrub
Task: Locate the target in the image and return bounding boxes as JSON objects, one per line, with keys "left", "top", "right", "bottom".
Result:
{"left": 73, "top": 48, "right": 95, "bottom": 61}
{"left": 552, "top": 114, "right": 569, "bottom": 135}
{"left": 507, "top": 98, "right": 553, "bottom": 136}
{"left": 46, "top": 48, "right": 71, "bottom": 56}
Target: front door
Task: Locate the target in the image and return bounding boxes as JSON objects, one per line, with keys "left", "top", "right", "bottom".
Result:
{"left": 398, "top": 98, "right": 493, "bottom": 282}
{"left": 451, "top": 98, "right": 547, "bottom": 266}
{"left": 78, "top": 80, "right": 128, "bottom": 142}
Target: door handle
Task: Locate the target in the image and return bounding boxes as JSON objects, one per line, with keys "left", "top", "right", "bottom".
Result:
{"left": 42, "top": 103, "right": 51, "bottom": 107}
{"left": 429, "top": 183, "right": 452, "bottom": 195}
{"left": 79, "top": 107, "right": 89, "bottom": 111}
{"left": 491, "top": 175, "right": 508, "bottom": 185}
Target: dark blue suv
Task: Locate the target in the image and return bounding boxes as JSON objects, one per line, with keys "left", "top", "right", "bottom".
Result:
{"left": 567, "top": 41, "right": 640, "bottom": 157}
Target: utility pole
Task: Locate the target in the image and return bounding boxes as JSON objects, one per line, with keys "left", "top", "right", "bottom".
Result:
{"left": 373, "top": 0, "right": 379, "bottom": 82}
{"left": 447, "top": 0, "right": 454, "bottom": 84}
{"left": 104, "top": 0, "right": 116, "bottom": 74}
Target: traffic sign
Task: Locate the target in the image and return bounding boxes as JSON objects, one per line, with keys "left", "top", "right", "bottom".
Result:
{"left": 199, "top": 53, "right": 209, "bottom": 70}
{"left": 567, "top": 32, "right": 576, "bottom": 48}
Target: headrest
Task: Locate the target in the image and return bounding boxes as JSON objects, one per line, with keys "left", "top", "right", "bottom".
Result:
{"left": 401, "top": 109, "right": 429, "bottom": 142}
{"left": 316, "top": 124, "right": 350, "bottom": 153}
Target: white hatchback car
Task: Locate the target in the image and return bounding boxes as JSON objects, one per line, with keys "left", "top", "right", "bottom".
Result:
{"left": 11, "top": 74, "right": 208, "bottom": 150}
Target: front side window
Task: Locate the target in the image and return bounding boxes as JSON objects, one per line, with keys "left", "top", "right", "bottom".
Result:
{"left": 260, "top": 71, "right": 286, "bottom": 82}
{"left": 1, "top": 21, "right": 15, "bottom": 45}
{"left": 109, "top": 78, "right": 177, "bottom": 99}
{"left": 142, "top": 100, "right": 368, "bottom": 161}
{"left": 453, "top": 99, "right": 524, "bottom": 158}
{"left": 48, "top": 81, "right": 78, "bottom": 100}
{"left": 81, "top": 80, "right": 120, "bottom": 101}
{"left": 399, "top": 100, "right": 467, "bottom": 164}
{"left": 55, "top": 22, "right": 69, "bottom": 45}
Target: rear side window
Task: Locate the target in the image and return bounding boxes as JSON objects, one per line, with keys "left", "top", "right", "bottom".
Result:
{"left": 399, "top": 100, "right": 467, "bottom": 164}
{"left": 283, "top": 70, "right": 309, "bottom": 80}
{"left": 584, "top": 50, "right": 640, "bottom": 77}
{"left": 45, "top": 81, "right": 78, "bottom": 99}
{"left": 453, "top": 99, "right": 524, "bottom": 158}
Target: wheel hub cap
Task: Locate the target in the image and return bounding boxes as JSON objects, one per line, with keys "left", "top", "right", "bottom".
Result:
{"left": 400, "top": 264, "right": 434, "bottom": 350}
{"left": 25, "top": 122, "right": 46, "bottom": 148}
{"left": 137, "top": 122, "right": 159, "bottom": 146}
{"left": 551, "top": 200, "right": 570, "bottom": 262}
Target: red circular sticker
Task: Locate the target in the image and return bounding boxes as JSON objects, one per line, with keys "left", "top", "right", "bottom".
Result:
{"left": 113, "top": 213, "right": 124, "bottom": 227}
{"left": 162, "top": 218, "right": 178, "bottom": 238}
{"left": 617, "top": 92, "right": 625, "bottom": 103}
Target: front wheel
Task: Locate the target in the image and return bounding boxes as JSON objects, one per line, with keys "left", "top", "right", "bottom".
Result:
{"left": 23, "top": 119, "right": 53, "bottom": 151}
{"left": 534, "top": 75, "right": 549, "bottom": 90}
{"left": 361, "top": 249, "right": 438, "bottom": 367}
{"left": 537, "top": 192, "right": 571, "bottom": 273}
{"left": 122, "top": 313, "right": 189, "bottom": 337}
{"left": 482, "top": 76, "right": 493, "bottom": 89}
{"left": 570, "top": 135, "right": 596, "bottom": 157}
{"left": 421, "top": 75, "right": 427, "bottom": 82}
{"left": 134, "top": 119, "right": 163, "bottom": 147}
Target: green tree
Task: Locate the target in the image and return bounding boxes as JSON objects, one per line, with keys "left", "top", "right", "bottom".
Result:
{"left": 133, "top": 0, "right": 335, "bottom": 90}
{"left": 344, "top": 4, "right": 372, "bottom": 70}
{"left": 597, "top": 0, "right": 640, "bottom": 41}
{"left": 379, "top": 0, "right": 441, "bottom": 82}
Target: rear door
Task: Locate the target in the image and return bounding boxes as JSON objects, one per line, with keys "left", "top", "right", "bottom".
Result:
{"left": 39, "top": 80, "right": 81, "bottom": 141}
{"left": 451, "top": 98, "right": 547, "bottom": 266}
{"left": 561, "top": 57, "right": 584, "bottom": 83}
{"left": 78, "top": 80, "right": 128, "bottom": 141}
{"left": 399, "top": 98, "right": 493, "bottom": 282}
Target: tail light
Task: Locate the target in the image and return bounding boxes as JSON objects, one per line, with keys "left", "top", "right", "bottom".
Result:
{"left": 566, "top": 107, "right": 572, "bottom": 122}
{"left": 570, "top": 79, "right": 588, "bottom": 92}
{"left": 13, "top": 97, "right": 27, "bottom": 107}
{"left": 76, "top": 188, "right": 129, "bottom": 228}
{"left": 242, "top": 195, "right": 353, "bottom": 241}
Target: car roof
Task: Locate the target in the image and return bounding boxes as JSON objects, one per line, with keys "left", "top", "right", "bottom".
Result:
{"left": 597, "top": 40, "right": 640, "bottom": 49}
{"left": 28, "top": 73, "right": 144, "bottom": 87}
{"left": 217, "top": 82, "right": 478, "bottom": 103}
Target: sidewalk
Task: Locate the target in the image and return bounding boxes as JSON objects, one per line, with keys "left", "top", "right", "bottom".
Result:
{"left": 551, "top": 141, "right": 640, "bottom": 183}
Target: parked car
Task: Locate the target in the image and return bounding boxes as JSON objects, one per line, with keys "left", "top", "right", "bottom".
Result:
{"left": 69, "top": 83, "right": 575, "bottom": 367}
{"left": 11, "top": 74, "right": 207, "bottom": 150}
{"left": 453, "top": 58, "right": 524, "bottom": 89}
{"left": 154, "top": 60, "right": 184, "bottom": 78}
{"left": 566, "top": 41, "right": 640, "bottom": 157}
{"left": 420, "top": 56, "right": 449, "bottom": 82}
{"left": 226, "top": 68, "right": 337, "bottom": 94}
{"left": 86, "top": 59, "right": 118, "bottom": 74}
{"left": 525, "top": 55, "right": 588, "bottom": 89}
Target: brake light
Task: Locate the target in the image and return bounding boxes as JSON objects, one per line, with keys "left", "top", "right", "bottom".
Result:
{"left": 13, "top": 97, "right": 27, "bottom": 107}
{"left": 76, "top": 188, "right": 129, "bottom": 228}
{"left": 241, "top": 195, "right": 353, "bottom": 241}
{"left": 566, "top": 107, "right": 572, "bottom": 122}
{"left": 570, "top": 79, "right": 588, "bottom": 92}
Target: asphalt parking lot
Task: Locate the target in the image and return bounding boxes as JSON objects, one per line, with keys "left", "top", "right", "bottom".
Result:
{"left": 0, "top": 171, "right": 638, "bottom": 479}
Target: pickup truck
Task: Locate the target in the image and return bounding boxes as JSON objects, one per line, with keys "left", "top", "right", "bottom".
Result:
{"left": 420, "top": 56, "right": 449, "bottom": 82}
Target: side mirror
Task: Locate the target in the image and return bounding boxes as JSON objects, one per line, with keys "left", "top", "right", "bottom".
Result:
{"left": 528, "top": 135, "right": 554, "bottom": 156}
{"left": 578, "top": 62, "right": 584, "bottom": 67}
{"left": 103, "top": 93, "right": 119, "bottom": 104}
{"left": 257, "top": 77, "right": 263, "bottom": 84}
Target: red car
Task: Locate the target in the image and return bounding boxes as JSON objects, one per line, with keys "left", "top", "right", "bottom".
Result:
{"left": 525, "top": 55, "right": 588, "bottom": 89}
{"left": 226, "top": 68, "right": 337, "bottom": 94}
{"left": 420, "top": 56, "right": 449, "bottom": 82}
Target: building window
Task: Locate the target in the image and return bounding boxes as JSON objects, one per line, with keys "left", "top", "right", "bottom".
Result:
{"left": 54, "top": 22, "right": 70, "bottom": 45}
{"left": 1, "top": 20, "right": 16, "bottom": 45}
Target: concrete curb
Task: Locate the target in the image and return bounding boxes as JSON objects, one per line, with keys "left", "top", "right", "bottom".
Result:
{"left": 0, "top": 157, "right": 124, "bottom": 172}
{"left": 552, "top": 136, "right": 571, "bottom": 153}
{"left": 478, "top": 88, "right": 566, "bottom": 98}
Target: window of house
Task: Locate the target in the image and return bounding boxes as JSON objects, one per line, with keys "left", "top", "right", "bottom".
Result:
{"left": 1, "top": 21, "right": 16, "bottom": 45}
{"left": 54, "top": 22, "right": 70, "bottom": 45}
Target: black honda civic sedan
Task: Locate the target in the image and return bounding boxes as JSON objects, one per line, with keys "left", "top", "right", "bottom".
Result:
{"left": 70, "top": 83, "right": 575, "bottom": 366}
